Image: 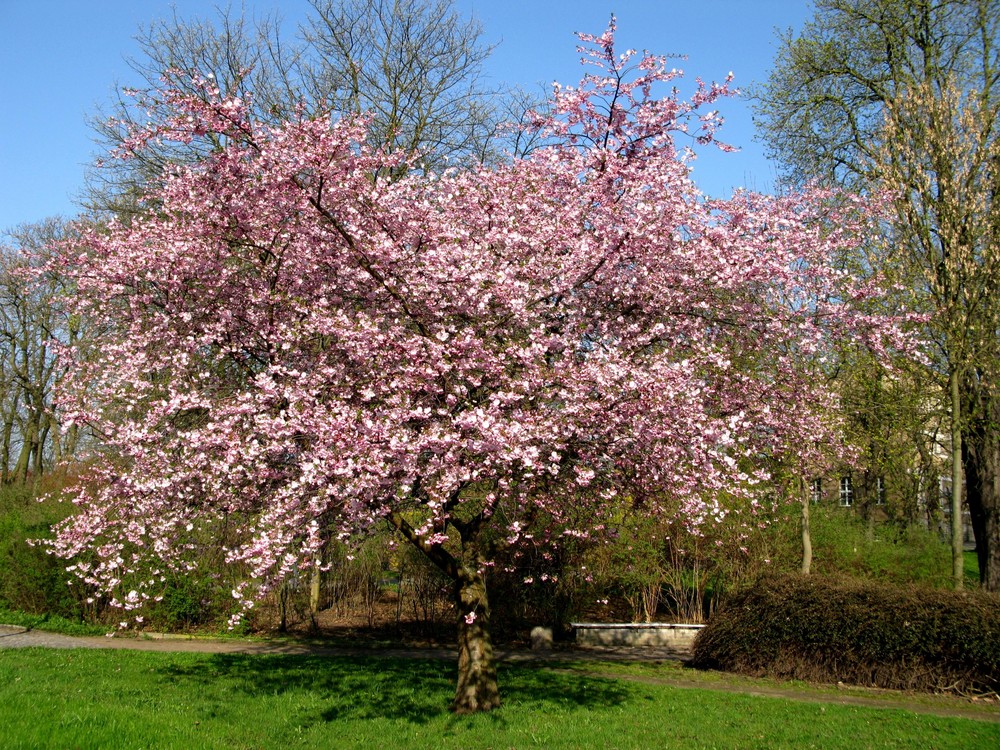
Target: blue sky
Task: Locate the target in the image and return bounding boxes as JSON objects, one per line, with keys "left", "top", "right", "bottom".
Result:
{"left": 0, "top": 1, "right": 813, "bottom": 232}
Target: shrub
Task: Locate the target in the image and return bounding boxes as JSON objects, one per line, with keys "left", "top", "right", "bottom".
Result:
{"left": 691, "top": 573, "right": 1000, "bottom": 694}
{"left": 575, "top": 502, "right": 800, "bottom": 625}
{"left": 147, "top": 573, "right": 227, "bottom": 631}
{"left": 0, "top": 478, "right": 89, "bottom": 620}
{"left": 0, "top": 518, "right": 81, "bottom": 616}
{"left": 804, "top": 506, "right": 955, "bottom": 586}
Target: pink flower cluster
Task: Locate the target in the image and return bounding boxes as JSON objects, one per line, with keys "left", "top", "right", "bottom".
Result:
{"left": 47, "top": 21, "right": 903, "bottom": 621}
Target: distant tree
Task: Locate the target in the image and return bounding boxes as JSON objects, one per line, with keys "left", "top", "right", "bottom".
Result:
{"left": 300, "top": 0, "right": 505, "bottom": 167}
{"left": 0, "top": 219, "right": 85, "bottom": 481}
{"left": 837, "top": 350, "right": 946, "bottom": 525}
{"left": 880, "top": 79, "right": 1000, "bottom": 586}
{"left": 85, "top": 0, "right": 527, "bottom": 218}
{"left": 754, "top": 0, "right": 1000, "bottom": 589}
{"left": 49, "top": 21, "right": 902, "bottom": 712}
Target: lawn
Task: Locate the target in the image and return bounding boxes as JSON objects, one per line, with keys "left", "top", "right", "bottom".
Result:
{"left": 966, "top": 550, "right": 981, "bottom": 583}
{"left": 1, "top": 649, "right": 997, "bottom": 749}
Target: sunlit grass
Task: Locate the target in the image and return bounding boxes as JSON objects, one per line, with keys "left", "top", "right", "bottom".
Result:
{"left": 1, "top": 649, "right": 996, "bottom": 749}
{"left": 0, "top": 607, "right": 107, "bottom": 636}
{"left": 965, "top": 550, "right": 980, "bottom": 584}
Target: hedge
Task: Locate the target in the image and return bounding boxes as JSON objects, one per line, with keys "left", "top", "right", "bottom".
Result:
{"left": 690, "top": 574, "right": 1000, "bottom": 694}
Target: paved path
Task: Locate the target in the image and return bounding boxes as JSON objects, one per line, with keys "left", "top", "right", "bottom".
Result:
{"left": 0, "top": 623, "right": 689, "bottom": 661}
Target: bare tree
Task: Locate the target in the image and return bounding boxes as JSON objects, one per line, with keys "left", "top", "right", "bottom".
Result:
{"left": 0, "top": 219, "right": 85, "bottom": 481}
{"left": 303, "top": 0, "right": 499, "bottom": 172}
{"left": 85, "top": 0, "right": 530, "bottom": 216}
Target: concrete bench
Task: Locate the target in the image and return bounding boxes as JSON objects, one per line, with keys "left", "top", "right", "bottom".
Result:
{"left": 572, "top": 622, "right": 704, "bottom": 649}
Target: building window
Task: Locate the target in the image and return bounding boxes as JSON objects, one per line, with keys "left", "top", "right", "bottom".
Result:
{"left": 876, "top": 476, "right": 886, "bottom": 506}
{"left": 839, "top": 476, "right": 853, "bottom": 507}
{"left": 810, "top": 478, "right": 822, "bottom": 504}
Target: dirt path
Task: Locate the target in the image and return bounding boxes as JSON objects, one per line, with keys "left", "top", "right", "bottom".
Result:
{"left": 4, "top": 624, "right": 998, "bottom": 723}
{"left": 0, "top": 623, "right": 684, "bottom": 660}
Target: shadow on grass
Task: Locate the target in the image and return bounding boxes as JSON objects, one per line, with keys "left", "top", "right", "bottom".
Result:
{"left": 159, "top": 653, "right": 631, "bottom": 725}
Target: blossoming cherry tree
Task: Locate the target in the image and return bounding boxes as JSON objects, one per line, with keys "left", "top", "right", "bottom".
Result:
{"left": 50, "top": 21, "right": 899, "bottom": 712}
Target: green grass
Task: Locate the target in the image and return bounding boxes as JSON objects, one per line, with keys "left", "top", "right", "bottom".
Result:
{"left": 556, "top": 659, "right": 1000, "bottom": 719}
{"left": 1, "top": 650, "right": 997, "bottom": 749}
{"left": 0, "top": 607, "right": 107, "bottom": 636}
{"left": 965, "top": 550, "right": 981, "bottom": 584}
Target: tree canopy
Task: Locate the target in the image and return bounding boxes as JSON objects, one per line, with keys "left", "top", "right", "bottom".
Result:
{"left": 48, "top": 19, "right": 904, "bottom": 711}
{"left": 86, "top": 0, "right": 519, "bottom": 218}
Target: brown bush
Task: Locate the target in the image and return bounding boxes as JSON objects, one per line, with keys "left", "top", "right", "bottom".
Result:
{"left": 691, "top": 574, "right": 1000, "bottom": 694}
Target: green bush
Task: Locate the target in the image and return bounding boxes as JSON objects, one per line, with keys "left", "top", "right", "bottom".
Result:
{"left": 804, "top": 507, "right": 955, "bottom": 586}
{"left": 0, "top": 479, "right": 88, "bottom": 620}
{"left": 0, "top": 475, "right": 245, "bottom": 632}
{"left": 0, "top": 523, "right": 80, "bottom": 616}
{"left": 146, "top": 574, "right": 227, "bottom": 631}
{"left": 691, "top": 573, "right": 1000, "bottom": 694}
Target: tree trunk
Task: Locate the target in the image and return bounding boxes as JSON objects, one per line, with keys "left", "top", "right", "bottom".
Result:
{"left": 12, "top": 420, "right": 32, "bottom": 484}
{"left": 309, "top": 561, "right": 322, "bottom": 615}
{"left": 800, "top": 477, "right": 812, "bottom": 575}
{"left": 963, "top": 376, "right": 1000, "bottom": 591}
{"left": 0, "top": 402, "right": 15, "bottom": 484}
{"left": 277, "top": 584, "right": 289, "bottom": 633}
{"left": 950, "top": 369, "right": 965, "bottom": 589}
{"left": 34, "top": 418, "right": 48, "bottom": 476}
{"left": 50, "top": 413, "right": 62, "bottom": 466}
{"left": 62, "top": 422, "right": 80, "bottom": 458}
{"left": 385, "top": 507, "right": 501, "bottom": 713}
{"left": 452, "top": 568, "right": 500, "bottom": 714}
{"left": 308, "top": 555, "right": 323, "bottom": 632}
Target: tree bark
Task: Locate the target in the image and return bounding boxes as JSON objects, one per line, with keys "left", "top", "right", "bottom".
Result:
{"left": 386, "top": 508, "right": 501, "bottom": 713}
{"left": 308, "top": 553, "right": 323, "bottom": 633}
{"left": 963, "top": 376, "right": 1000, "bottom": 591}
{"left": 800, "top": 477, "right": 812, "bottom": 576}
{"left": 950, "top": 369, "right": 965, "bottom": 589}
{"left": 0, "top": 400, "right": 15, "bottom": 484}
{"left": 34, "top": 418, "right": 48, "bottom": 476}
{"left": 309, "top": 559, "right": 322, "bottom": 616}
{"left": 452, "top": 567, "right": 500, "bottom": 714}
{"left": 12, "top": 419, "right": 33, "bottom": 483}
{"left": 50, "top": 413, "right": 62, "bottom": 466}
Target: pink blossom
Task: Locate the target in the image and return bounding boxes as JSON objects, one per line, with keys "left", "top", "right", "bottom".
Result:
{"left": 43, "top": 18, "right": 905, "bottom": 634}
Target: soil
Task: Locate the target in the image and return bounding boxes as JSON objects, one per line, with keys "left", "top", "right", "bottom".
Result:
{"left": 261, "top": 590, "right": 459, "bottom": 647}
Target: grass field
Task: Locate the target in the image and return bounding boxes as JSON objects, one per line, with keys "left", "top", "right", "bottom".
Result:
{"left": 966, "top": 550, "right": 981, "bottom": 582}
{"left": 1, "top": 649, "right": 997, "bottom": 749}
